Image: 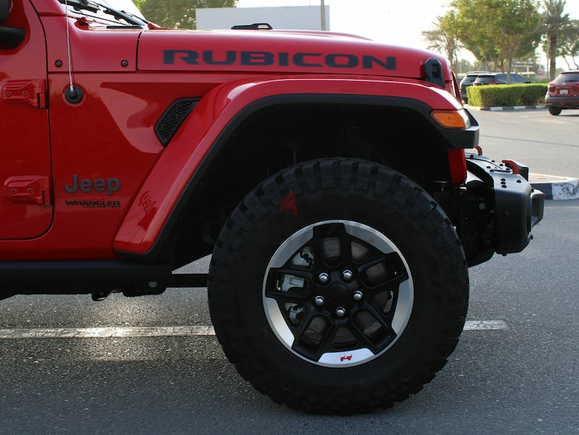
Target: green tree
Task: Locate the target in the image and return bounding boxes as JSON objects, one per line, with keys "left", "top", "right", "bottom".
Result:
{"left": 449, "top": 0, "right": 500, "bottom": 69}
{"left": 135, "top": 0, "right": 238, "bottom": 29}
{"left": 496, "top": 0, "right": 541, "bottom": 81}
{"left": 450, "top": 0, "right": 541, "bottom": 83}
{"left": 422, "top": 13, "right": 463, "bottom": 70}
{"left": 540, "top": 0, "right": 579, "bottom": 80}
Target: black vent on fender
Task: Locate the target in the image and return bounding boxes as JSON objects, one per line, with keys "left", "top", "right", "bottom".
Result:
{"left": 155, "top": 98, "right": 200, "bottom": 147}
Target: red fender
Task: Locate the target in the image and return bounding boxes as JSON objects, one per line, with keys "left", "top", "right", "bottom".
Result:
{"left": 113, "top": 76, "right": 465, "bottom": 256}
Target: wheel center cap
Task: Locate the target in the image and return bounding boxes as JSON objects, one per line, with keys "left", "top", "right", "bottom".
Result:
{"left": 328, "top": 283, "right": 349, "bottom": 304}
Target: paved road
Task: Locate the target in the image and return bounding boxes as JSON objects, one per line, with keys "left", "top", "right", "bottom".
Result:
{"left": 470, "top": 108, "right": 579, "bottom": 178}
{"left": 1, "top": 110, "right": 578, "bottom": 434}
{"left": 1, "top": 202, "right": 578, "bottom": 434}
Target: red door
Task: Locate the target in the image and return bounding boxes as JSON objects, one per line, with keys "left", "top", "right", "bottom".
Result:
{"left": 0, "top": 0, "right": 52, "bottom": 239}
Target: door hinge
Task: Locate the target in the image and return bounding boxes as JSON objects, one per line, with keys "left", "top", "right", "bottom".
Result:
{"left": 5, "top": 175, "right": 52, "bottom": 205}
{"left": 1, "top": 79, "right": 47, "bottom": 108}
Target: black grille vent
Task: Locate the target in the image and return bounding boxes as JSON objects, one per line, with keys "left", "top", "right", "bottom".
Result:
{"left": 155, "top": 98, "right": 200, "bottom": 147}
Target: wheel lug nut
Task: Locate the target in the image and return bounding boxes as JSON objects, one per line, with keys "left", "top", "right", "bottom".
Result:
{"left": 318, "top": 273, "right": 329, "bottom": 284}
{"left": 315, "top": 295, "right": 325, "bottom": 306}
{"left": 342, "top": 270, "right": 353, "bottom": 280}
{"left": 336, "top": 307, "right": 346, "bottom": 317}
{"left": 353, "top": 290, "right": 363, "bottom": 301}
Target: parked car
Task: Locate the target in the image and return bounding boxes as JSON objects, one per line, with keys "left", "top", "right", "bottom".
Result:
{"left": 473, "top": 73, "right": 531, "bottom": 86}
{"left": 459, "top": 71, "right": 489, "bottom": 103}
{"left": 545, "top": 70, "right": 579, "bottom": 115}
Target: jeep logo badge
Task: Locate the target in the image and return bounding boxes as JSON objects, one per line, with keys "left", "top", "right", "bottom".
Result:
{"left": 64, "top": 175, "right": 120, "bottom": 196}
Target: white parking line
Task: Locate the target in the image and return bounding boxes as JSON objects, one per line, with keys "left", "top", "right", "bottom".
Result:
{"left": 464, "top": 320, "right": 509, "bottom": 331}
{"left": 0, "top": 326, "right": 215, "bottom": 339}
{"left": 0, "top": 320, "right": 507, "bottom": 339}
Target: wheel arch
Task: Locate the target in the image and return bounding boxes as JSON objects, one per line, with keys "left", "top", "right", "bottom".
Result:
{"left": 114, "top": 89, "right": 474, "bottom": 267}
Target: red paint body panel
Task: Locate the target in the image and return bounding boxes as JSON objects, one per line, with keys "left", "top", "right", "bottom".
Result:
{"left": 41, "top": 17, "right": 139, "bottom": 73}
{"left": 0, "top": 0, "right": 51, "bottom": 240}
{"left": 113, "top": 76, "right": 463, "bottom": 254}
{"left": 28, "top": 0, "right": 64, "bottom": 15}
{"left": 0, "top": 0, "right": 470, "bottom": 261}
{"left": 138, "top": 30, "right": 449, "bottom": 80}
{"left": 0, "top": 70, "right": 237, "bottom": 260}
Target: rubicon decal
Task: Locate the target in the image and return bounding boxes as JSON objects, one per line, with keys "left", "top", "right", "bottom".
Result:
{"left": 64, "top": 175, "right": 120, "bottom": 196}
{"left": 164, "top": 50, "right": 397, "bottom": 70}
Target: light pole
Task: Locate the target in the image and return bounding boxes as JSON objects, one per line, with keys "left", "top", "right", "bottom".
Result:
{"left": 320, "top": 0, "right": 326, "bottom": 30}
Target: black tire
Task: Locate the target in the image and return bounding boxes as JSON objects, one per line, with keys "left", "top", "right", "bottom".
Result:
{"left": 548, "top": 106, "right": 562, "bottom": 116}
{"left": 208, "top": 158, "right": 469, "bottom": 413}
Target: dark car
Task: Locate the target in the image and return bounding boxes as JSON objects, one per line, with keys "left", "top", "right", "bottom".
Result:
{"left": 545, "top": 70, "right": 579, "bottom": 115}
{"left": 473, "top": 73, "right": 531, "bottom": 86}
{"left": 459, "top": 71, "right": 489, "bottom": 103}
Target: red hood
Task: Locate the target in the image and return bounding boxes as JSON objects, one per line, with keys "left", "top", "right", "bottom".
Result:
{"left": 137, "top": 29, "right": 450, "bottom": 81}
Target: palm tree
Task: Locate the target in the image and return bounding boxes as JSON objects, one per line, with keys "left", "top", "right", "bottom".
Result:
{"left": 422, "top": 14, "right": 462, "bottom": 71}
{"left": 560, "top": 38, "right": 579, "bottom": 69}
{"left": 541, "top": 0, "right": 578, "bottom": 80}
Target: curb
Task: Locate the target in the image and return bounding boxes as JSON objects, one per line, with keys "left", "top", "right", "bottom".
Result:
{"left": 530, "top": 174, "right": 579, "bottom": 200}
{"left": 467, "top": 105, "right": 545, "bottom": 111}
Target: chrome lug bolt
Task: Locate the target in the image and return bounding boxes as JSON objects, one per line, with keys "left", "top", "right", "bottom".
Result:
{"left": 315, "top": 296, "right": 325, "bottom": 306}
{"left": 342, "top": 270, "right": 353, "bottom": 280}
{"left": 353, "top": 290, "right": 363, "bottom": 301}
{"left": 336, "top": 307, "right": 346, "bottom": 317}
{"left": 318, "top": 273, "right": 329, "bottom": 284}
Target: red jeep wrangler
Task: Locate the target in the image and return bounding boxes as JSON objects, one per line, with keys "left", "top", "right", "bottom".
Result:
{"left": 0, "top": 0, "right": 544, "bottom": 413}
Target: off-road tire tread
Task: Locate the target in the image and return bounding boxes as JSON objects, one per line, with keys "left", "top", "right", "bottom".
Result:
{"left": 209, "top": 158, "right": 468, "bottom": 413}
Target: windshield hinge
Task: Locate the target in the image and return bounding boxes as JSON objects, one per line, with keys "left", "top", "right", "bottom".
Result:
{"left": 423, "top": 59, "right": 446, "bottom": 89}
{"left": 1, "top": 79, "right": 47, "bottom": 109}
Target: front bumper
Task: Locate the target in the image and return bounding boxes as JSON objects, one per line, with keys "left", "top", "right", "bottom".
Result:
{"left": 466, "top": 154, "right": 544, "bottom": 255}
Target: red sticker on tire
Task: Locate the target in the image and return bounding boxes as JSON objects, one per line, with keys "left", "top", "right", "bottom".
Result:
{"left": 280, "top": 190, "right": 298, "bottom": 217}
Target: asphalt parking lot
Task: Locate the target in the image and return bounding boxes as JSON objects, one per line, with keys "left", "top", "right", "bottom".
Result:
{"left": 472, "top": 107, "right": 579, "bottom": 179}
{"left": 472, "top": 107, "right": 579, "bottom": 200}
